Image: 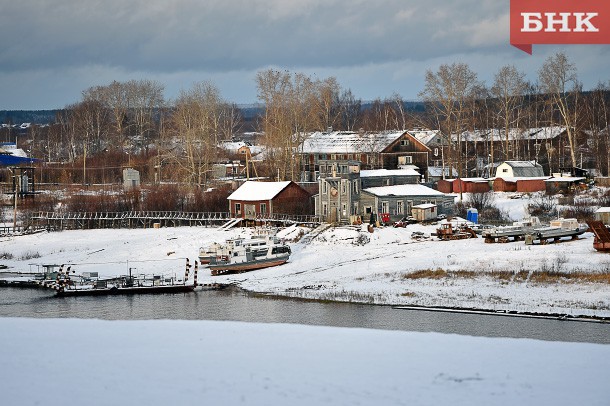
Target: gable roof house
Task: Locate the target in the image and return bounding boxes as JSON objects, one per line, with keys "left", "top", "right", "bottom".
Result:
{"left": 227, "top": 180, "right": 312, "bottom": 219}
{"left": 298, "top": 130, "right": 431, "bottom": 182}
{"left": 495, "top": 161, "right": 545, "bottom": 178}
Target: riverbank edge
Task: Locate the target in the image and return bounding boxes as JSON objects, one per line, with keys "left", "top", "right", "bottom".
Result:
{"left": 234, "top": 285, "right": 610, "bottom": 323}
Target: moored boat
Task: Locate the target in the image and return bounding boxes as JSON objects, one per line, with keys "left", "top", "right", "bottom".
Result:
{"left": 208, "top": 235, "right": 291, "bottom": 276}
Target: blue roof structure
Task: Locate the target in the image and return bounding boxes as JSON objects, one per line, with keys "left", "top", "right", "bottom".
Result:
{"left": 0, "top": 153, "right": 38, "bottom": 166}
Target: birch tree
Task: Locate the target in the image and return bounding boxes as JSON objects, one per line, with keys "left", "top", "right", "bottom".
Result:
{"left": 419, "top": 62, "right": 481, "bottom": 178}
{"left": 491, "top": 65, "right": 527, "bottom": 161}
{"left": 538, "top": 52, "right": 580, "bottom": 168}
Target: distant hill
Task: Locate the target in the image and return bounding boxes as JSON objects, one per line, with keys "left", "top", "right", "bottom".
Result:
{"left": 0, "top": 110, "right": 60, "bottom": 125}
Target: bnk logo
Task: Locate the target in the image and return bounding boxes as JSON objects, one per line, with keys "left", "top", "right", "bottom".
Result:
{"left": 510, "top": 0, "right": 610, "bottom": 54}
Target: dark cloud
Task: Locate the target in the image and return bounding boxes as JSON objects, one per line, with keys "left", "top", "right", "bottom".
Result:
{"left": 0, "top": 0, "right": 608, "bottom": 109}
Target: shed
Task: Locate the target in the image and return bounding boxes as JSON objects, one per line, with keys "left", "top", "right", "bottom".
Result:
{"left": 227, "top": 180, "right": 311, "bottom": 219}
{"left": 544, "top": 177, "right": 586, "bottom": 195}
{"left": 493, "top": 177, "right": 548, "bottom": 193}
{"left": 595, "top": 207, "right": 610, "bottom": 225}
{"left": 437, "top": 178, "right": 489, "bottom": 193}
{"left": 411, "top": 203, "right": 437, "bottom": 222}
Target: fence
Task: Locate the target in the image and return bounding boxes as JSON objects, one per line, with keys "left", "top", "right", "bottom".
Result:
{"left": 29, "top": 211, "right": 322, "bottom": 231}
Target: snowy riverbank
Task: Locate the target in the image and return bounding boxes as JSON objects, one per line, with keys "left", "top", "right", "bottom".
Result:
{"left": 1, "top": 220, "right": 609, "bottom": 318}
{"left": 1, "top": 317, "right": 609, "bottom": 406}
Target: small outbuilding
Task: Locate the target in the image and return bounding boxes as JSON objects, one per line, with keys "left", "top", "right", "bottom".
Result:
{"left": 595, "top": 207, "right": 610, "bottom": 225}
{"left": 411, "top": 203, "right": 438, "bottom": 222}
{"left": 544, "top": 176, "right": 586, "bottom": 195}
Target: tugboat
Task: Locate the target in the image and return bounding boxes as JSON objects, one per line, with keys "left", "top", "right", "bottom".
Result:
{"left": 208, "top": 235, "right": 291, "bottom": 276}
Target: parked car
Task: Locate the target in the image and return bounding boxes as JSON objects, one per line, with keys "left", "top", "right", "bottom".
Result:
{"left": 436, "top": 214, "right": 447, "bottom": 220}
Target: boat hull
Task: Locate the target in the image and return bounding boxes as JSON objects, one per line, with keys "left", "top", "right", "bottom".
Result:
{"left": 209, "top": 256, "right": 289, "bottom": 276}
{"left": 593, "top": 241, "right": 610, "bottom": 252}
{"left": 54, "top": 284, "right": 195, "bottom": 297}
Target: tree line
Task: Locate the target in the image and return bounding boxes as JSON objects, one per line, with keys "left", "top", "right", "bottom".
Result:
{"left": 3, "top": 51, "right": 609, "bottom": 187}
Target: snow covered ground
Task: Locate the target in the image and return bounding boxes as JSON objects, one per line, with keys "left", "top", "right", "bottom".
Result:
{"left": 1, "top": 218, "right": 609, "bottom": 318}
{"left": 1, "top": 317, "right": 609, "bottom": 406}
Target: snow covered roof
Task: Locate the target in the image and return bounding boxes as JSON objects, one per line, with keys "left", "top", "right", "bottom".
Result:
{"left": 228, "top": 181, "right": 292, "bottom": 201}
{"left": 412, "top": 203, "right": 437, "bottom": 209}
{"left": 454, "top": 126, "right": 566, "bottom": 143}
{"left": 300, "top": 130, "right": 405, "bottom": 154}
{"left": 363, "top": 184, "right": 445, "bottom": 197}
{"left": 596, "top": 207, "right": 610, "bottom": 213}
{"left": 496, "top": 176, "right": 550, "bottom": 182}
{"left": 360, "top": 168, "right": 420, "bottom": 178}
{"left": 503, "top": 161, "right": 541, "bottom": 168}
{"left": 544, "top": 177, "right": 586, "bottom": 182}
{"left": 407, "top": 129, "right": 442, "bottom": 146}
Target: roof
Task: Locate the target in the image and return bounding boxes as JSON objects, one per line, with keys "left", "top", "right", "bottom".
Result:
{"left": 412, "top": 203, "right": 437, "bottom": 209}
{"left": 363, "top": 184, "right": 445, "bottom": 197}
{"left": 454, "top": 126, "right": 566, "bottom": 143}
{"left": 596, "top": 207, "right": 610, "bottom": 213}
{"left": 408, "top": 129, "right": 442, "bottom": 146}
{"left": 544, "top": 177, "right": 586, "bottom": 182}
{"left": 300, "top": 130, "right": 405, "bottom": 154}
{"left": 495, "top": 177, "right": 550, "bottom": 182}
{"left": 360, "top": 168, "right": 420, "bottom": 178}
{"left": 228, "top": 181, "right": 291, "bottom": 201}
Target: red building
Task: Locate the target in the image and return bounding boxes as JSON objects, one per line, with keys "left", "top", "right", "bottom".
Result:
{"left": 228, "top": 181, "right": 312, "bottom": 218}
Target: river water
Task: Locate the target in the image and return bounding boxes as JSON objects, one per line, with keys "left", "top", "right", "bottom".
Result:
{"left": 1, "top": 287, "right": 609, "bottom": 344}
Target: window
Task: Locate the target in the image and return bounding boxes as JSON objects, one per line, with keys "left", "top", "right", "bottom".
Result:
{"left": 381, "top": 201, "right": 389, "bottom": 213}
{"left": 322, "top": 203, "right": 328, "bottom": 216}
{"left": 260, "top": 203, "right": 267, "bottom": 214}
{"left": 322, "top": 181, "right": 328, "bottom": 194}
{"left": 385, "top": 179, "right": 390, "bottom": 186}
{"left": 397, "top": 201, "right": 404, "bottom": 215}
{"left": 341, "top": 181, "right": 347, "bottom": 194}
{"left": 502, "top": 168, "right": 508, "bottom": 173}
{"left": 342, "top": 203, "right": 347, "bottom": 215}
{"left": 235, "top": 203, "right": 241, "bottom": 214}
{"left": 434, "top": 148, "right": 439, "bottom": 157}
{"left": 353, "top": 180, "right": 359, "bottom": 194}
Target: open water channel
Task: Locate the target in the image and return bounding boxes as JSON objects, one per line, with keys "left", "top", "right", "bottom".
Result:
{"left": 1, "top": 286, "right": 609, "bottom": 344}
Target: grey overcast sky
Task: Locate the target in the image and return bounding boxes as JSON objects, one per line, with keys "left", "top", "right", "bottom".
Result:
{"left": 1, "top": 0, "right": 609, "bottom": 110}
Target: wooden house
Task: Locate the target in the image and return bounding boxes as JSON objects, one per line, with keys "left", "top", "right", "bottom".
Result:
{"left": 228, "top": 181, "right": 311, "bottom": 219}
{"left": 359, "top": 184, "right": 454, "bottom": 223}
{"left": 298, "top": 130, "right": 431, "bottom": 182}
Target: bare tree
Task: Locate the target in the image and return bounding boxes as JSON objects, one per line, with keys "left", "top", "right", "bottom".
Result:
{"left": 256, "top": 69, "right": 344, "bottom": 181}
{"left": 491, "top": 65, "right": 527, "bottom": 161}
{"left": 169, "top": 81, "right": 233, "bottom": 186}
{"left": 419, "top": 62, "right": 481, "bottom": 179}
{"left": 538, "top": 52, "right": 580, "bottom": 168}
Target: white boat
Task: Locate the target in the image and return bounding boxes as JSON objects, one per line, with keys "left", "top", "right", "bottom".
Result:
{"left": 482, "top": 217, "right": 541, "bottom": 243}
{"left": 525, "top": 218, "right": 584, "bottom": 245}
{"left": 207, "top": 235, "right": 291, "bottom": 276}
